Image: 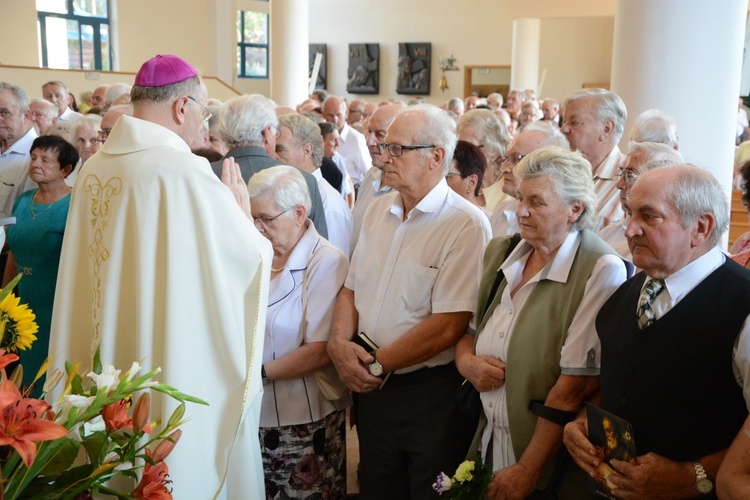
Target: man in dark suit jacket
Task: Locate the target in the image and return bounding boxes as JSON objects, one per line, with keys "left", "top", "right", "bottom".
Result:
{"left": 210, "top": 95, "right": 328, "bottom": 238}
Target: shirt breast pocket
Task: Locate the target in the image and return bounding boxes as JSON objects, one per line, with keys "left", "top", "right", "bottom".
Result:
{"left": 400, "top": 264, "right": 440, "bottom": 316}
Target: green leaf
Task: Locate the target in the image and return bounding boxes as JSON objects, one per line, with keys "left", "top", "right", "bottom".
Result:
{"left": 71, "top": 372, "right": 85, "bottom": 395}
{"left": 92, "top": 344, "right": 103, "bottom": 375}
{"left": 37, "top": 438, "right": 81, "bottom": 476}
{"left": 0, "top": 273, "right": 22, "bottom": 303}
{"left": 82, "top": 430, "right": 108, "bottom": 464}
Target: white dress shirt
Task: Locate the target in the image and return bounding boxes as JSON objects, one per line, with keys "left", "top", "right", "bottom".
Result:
{"left": 350, "top": 167, "right": 392, "bottom": 255}
{"left": 476, "top": 231, "right": 627, "bottom": 470}
{"left": 490, "top": 198, "right": 519, "bottom": 238}
{"left": 312, "top": 169, "right": 352, "bottom": 258}
{"left": 598, "top": 216, "right": 630, "bottom": 260}
{"left": 347, "top": 179, "right": 491, "bottom": 373}
{"left": 57, "top": 107, "right": 83, "bottom": 125}
{"left": 337, "top": 122, "right": 371, "bottom": 186}
{"left": 593, "top": 145, "right": 625, "bottom": 230}
{"left": 0, "top": 127, "right": 38, "bottom": 218}
{"left": 331, "top": 153, "right": 353, "bottom": 196}
{"left": 641, "top": 247, "right": 750, "bottom": 409}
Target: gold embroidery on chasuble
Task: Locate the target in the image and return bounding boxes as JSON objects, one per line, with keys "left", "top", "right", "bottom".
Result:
{"left": 83, "top": 174, "right": 122, "bottom": 356}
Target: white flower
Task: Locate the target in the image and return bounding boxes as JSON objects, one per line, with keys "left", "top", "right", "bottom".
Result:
{"left": 123, "top": 362, "right": 142, "bottom": 382}
{"left": 433, "top": 472, "right": 453, "bottom": 494}
{"left": 54, "top": 394, "right": 96, "bottom": 424}
{"left": 83, "top": 415, "right": 106, "bottom": 437}
{"left": 88, "top": 365, "right": 121, "bottom": 390}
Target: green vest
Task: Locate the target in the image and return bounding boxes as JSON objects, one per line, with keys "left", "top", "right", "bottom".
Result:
{"left": 473, "top": 230, "right": 618, "bottom": 492}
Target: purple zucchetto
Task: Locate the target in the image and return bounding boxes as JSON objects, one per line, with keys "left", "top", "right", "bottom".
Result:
{"left": 134, "top": 54, "right": 198, "bottom": 87}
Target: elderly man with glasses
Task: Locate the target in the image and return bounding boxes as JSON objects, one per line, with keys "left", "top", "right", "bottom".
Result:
{"left": 328, "top": 104, "right": 491, "bottom": 499}
{"left": 49, "top": 54, "right": 272, "bottom": 499}
{"left": 597, "top": 142, "right": 683, "bottom": 259}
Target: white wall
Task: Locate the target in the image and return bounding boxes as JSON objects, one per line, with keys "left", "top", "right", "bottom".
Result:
{"left": 1, "top": 0, "right": 616, "bottom": 106}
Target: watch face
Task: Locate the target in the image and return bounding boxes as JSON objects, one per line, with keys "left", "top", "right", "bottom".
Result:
{"left": 369, "top": 362, "right": 383, "bottom": 377}
{"left": 696, "top": 478, "right": 713, "bottom": 494}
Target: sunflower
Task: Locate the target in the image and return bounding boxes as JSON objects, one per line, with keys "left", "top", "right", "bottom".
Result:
{"left": 0, "top": 293, "right": 38, "bottom": 352}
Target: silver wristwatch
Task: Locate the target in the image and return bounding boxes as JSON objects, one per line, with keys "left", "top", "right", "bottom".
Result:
{"left": 368, "top": 350, "right": 384, "bottom": 377}
{"left": 692, "top": 461, "right": 713, "bottom": 495}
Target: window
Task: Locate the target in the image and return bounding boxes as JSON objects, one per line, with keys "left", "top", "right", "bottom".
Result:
{"left": 237, "top": 11, "right": 268, "bottom": 79}
{"left": 37, "top": 0, "right": 111, "bottom": 71}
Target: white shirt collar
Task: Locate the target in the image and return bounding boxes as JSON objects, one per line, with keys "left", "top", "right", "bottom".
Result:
{"left": 502, "top": 230, "right": 581, "bottom": 283}
{"left": 388, "top": 178, "right": 449, "bottom": 220}
{"left": 648, "top": 246, "right": 725, "bottom": 302}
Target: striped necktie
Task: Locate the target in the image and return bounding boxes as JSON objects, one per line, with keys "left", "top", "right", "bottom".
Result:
{"left": 637, "top": 279, "right": 665, "bottom": 329}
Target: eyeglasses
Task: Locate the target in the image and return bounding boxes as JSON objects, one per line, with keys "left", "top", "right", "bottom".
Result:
{"left": 378, "top": 143, "right": 436, "bottom": 157}
{"left": 445, "top": 172, "right": 463, "bottom": 179}
{"left": 618, "top": 168, "right": 640, "bottom": 185}
{"left": 187, "top": 96, "right": 213, "bottom": 123}
{"left": 500, "top": 153, "right": 527, "bottom": 166}
{"left": 252, "top": 208, "right": 291, "bottom": 228}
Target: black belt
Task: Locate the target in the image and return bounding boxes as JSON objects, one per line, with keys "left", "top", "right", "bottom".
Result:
{"left": 386, "top": 362, "right": 457, "bottom": 388}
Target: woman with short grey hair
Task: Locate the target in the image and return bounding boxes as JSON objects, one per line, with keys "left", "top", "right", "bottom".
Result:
{"left": 455, "top": 145, "right": 628, "bottom": 498}
{"left": 248, "top": 165, "right": 351, "bottom": 499}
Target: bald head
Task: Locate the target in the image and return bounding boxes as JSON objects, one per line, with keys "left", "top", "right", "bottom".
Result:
{"left": 365, "top": 103, "right": 404, "bottom": 168}
{"left": 347, "top": 99, "right": 367, "bottom": 126}
{"left": 100, "top": 104, "right": 133, "bottom": 141}
{"left": 322, "top": 96, "right": 347, "bottom": 132}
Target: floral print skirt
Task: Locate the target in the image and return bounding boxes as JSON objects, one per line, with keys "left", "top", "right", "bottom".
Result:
{"left": 259, "top": 409, "right": 347, "bottom": 499}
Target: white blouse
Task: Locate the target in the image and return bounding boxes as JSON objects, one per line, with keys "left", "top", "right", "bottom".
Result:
{"left": 260, "top": 220, "right": 351, "bottom": 427}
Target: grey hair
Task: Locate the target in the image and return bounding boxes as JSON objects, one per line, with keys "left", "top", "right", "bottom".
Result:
{"left": 131, "top": 76, "right": 201, "bottom": 105}
{"left": 457, "top": 108, "right": 511, "bottom": 166}
{"left": 521, "top": 120, "right": 570, "bottom": 149}
{"left": 42, "top": 81, "right": 69, "bottom": 93}
{"left": 629, "top": 109, "right": 678, "bottom": 148}
{"left": 30, "top": 98, "right": 58, "bottom": 118}
{"left": 408, "top": 104, "right": 458, "bottom": 175}
{"left": 662, "top": 165, "right": 728, "bottom": 246}
{"left": 0, "top": 82, "right": 29, "bottom": 113}
{"left": 447, "top": 98, "right": 464, "bottom": 114}
{"left": 105, "top": 83, "right": 132, "bottom": 106}
{"left": 247, "top": 165, "right": 312, "bottom": 218}
{"left": 509, "top": 90, "right": 527, "bottom": 103}
{"left": 279, "top": 114, "right": 324, "bottom": 169}
{"left": 207, "top": 105, "right": 222, "bottom": 132}
{"left": 515, "top": 145, "right": 598, "bottom": 231}
{"left": 219, "top": 94, "right": 278, "bottom": 148}
{"left": 563, "top": 88, "right": 628, "bottom": 141}
{"left": 73, "top": 114, "right": 102, "bottom": 136}
{"left": 628, "top": 141, "right": 683, "bottom": 174}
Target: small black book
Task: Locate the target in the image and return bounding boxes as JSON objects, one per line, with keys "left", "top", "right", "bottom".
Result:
{"left": 586, "top": 403, "right": 637, "bottom": 499}
{"left": 352, "top": 332, "right": 392, "bottom": 389}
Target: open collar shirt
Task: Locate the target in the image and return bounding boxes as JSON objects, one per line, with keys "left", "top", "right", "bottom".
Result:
{"left": 346, "top": 178, "right": 491, "bottom": 373}
{"left": 337, "top": 122, "right": 371, "bottom": 186}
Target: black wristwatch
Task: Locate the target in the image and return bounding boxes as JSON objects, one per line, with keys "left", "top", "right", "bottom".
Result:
{"left": 261, "top": 365, "right": 271, "bottom": 386}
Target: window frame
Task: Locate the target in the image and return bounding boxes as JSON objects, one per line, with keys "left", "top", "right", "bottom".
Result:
{"left": 37, "top": 0, "right": 112, "bottom": 71}
{"left": 237, "top": 10, "right": 269, "bottom": 79}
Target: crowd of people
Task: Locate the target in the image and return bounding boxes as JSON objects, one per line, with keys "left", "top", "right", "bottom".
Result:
{"left": 1, "top": 53, "right": 750, "bottom": 499}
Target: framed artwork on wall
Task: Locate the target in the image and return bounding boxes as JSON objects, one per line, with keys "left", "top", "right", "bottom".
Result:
{"left": 397, "top": 42, "right": 431, "bottom": 95}
{"left": 309, "top": 44, "right": 327, "bottom": 90}
{"left": 347, "top": 43, "right": 379, "bottom": 94}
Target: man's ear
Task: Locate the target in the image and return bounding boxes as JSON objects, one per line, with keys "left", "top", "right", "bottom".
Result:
{"left": 173, "top": 96, "right": 189, "bottom": 125}
{"left": 601, "top": 119, "right": 615, "bottom": 141}
{"left": 430, "top": 146, "right": 447, "bottom": 171}
{"left": 691, "top": 212, "right": 715, "bottom": 248}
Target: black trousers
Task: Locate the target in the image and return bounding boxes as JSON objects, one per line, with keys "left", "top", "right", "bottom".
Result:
{"left": 356, "top": 363, "right": 480, "bottom": 500}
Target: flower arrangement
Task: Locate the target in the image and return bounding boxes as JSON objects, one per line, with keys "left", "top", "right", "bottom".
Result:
{"left": 0, "top": 275, "right": 207, "bottom": 499}
{"left": 433, "top": 457, "right": 493, "bottom": 499}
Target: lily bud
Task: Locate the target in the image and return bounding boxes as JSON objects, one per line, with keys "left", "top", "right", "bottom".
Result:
{"left": 43, "top": 369, "right": 64, "bottom": 394}
{"left": 133, "top": 393, "right": 151, "bottom": 434}
{"left": 152, "top": 429, "right": 182, "bottom": 463}
{"left": 9, "top": 365, "right": 23, "bottom": 388}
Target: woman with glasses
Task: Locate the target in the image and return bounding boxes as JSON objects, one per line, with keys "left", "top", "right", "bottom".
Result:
{"left": 3, "top": 135, "right": 78, "bottom": 396}
{"left": 248, "top": 165, "right": 350, "bottom": 499}
{"left": 455, "top": 147, "right": 628, "bottom": 499}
